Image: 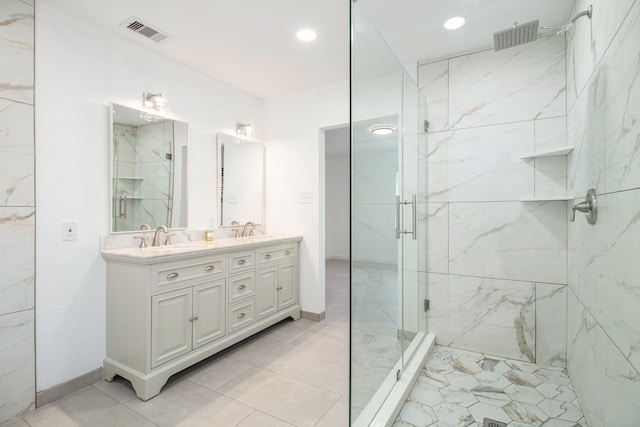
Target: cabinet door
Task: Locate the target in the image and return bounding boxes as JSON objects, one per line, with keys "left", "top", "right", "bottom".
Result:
{"left": 278, "top": 263, "right": 297, "bottom": 310}
{"left": 256, "top": 267, "right": 278, "bottom": 319}
{"left": 192, "top": 280, "right": 226, "bottom": 349}
{"left": 151, "top": 288, "right": 192, "bottom": 368}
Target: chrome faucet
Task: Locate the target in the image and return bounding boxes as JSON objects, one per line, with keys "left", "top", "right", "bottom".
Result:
{"left": 152, "top": 225, "right": 168, "bottom": 246}
{"left": 139, "top": 224, "right": 151, "bottom": 230}
{"left": 242, "top": 221, "right": 256, "bottom": 237}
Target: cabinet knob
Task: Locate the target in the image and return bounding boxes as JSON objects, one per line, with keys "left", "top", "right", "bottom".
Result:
{"left": 238, "top": 284, "right": 246, "bottom": 290}
{"left": 237, "top": 312, "right": 246, "bottom": 319}
{"left": 166, "top": 272, "right": 179, "bottom": 280}
{"left": 237, "top": 259, "right": 246, "bottom": 265}
{"left": 204, "top": 265, "right": 215, "bottom": 272}
{"left": 276, "top": 286, "right": 283, "bottom": 291}
{"left": 193, "top": 315, "right": 199, "bottom": 321}
{"left": 265, "top": 254, "right": 271, "bottom": 260}
{"left": 285, "top": 250, "right": 291, "bottom": 256}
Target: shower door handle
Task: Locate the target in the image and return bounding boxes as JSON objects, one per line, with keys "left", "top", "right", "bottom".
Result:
{"left": 395, "top": 196, "right": 401, "bottom": 240}
{"left": 397, "top": 195, "right": 417, "bottom": 240}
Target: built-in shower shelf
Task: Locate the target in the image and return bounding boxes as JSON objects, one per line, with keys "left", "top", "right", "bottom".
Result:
{"left": 116, "top": 176, "right": 144, "bottom": 180}
{"left": 520, "top": 145, "right": 574, "bottom": 159}
{"left": 520, "top": 194, "right": 575, "bottom": 201}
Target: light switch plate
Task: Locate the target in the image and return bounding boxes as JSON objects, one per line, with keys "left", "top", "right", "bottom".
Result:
{"left": 299, "top": 192, "right": 313, "bottom": 204}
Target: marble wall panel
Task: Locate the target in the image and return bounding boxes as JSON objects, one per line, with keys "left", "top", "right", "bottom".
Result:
{"left": 419, "top": 202, "right": 448, "bottom": 274}
{"left": 0, "top": 207, "right": 34, "bottom": 315}
{"left": 0, "top": 309, "right": 35, "bottom": 422}
{"left": 428, "top": 273, "right": 536, "bottom": 362}
{"left": 0, "top": 99, "right": 34, "bottom": 207}
{"left": 570, "top": 189, "right": 640, "bottom": 372}
{"left": 417, "top": 60, "right": 448, "bottom": 132}
{"left": 601, "top": 1, "right": 640, "bottom": 194}
{"left": 449, "top": 201, "right": 567, "bottom": 284}
{"left": 534, "top": 117, "right": 567, "bottom": 152}
{"left": 425, "top": 123, "right": 535, "bottom": 202}
{"left": 567, "top": 289, "right": 640, "bottom": 427}
{"left": 0, "top": 0, "right": 33, "bottom": 104}
{"left": 565, "top": 0, "right": 636, "bottom": 109}
{"left": 567, "top": 68, "right": 606, "bottom": 196}
{"left": 534, "top": 157, "right": 567, "bottom": 199}
{"left": 535, "top": 283, "right": 567, "bottom": 367}
{"left": 449, "top": 36, "right": 565, "bottom": 130}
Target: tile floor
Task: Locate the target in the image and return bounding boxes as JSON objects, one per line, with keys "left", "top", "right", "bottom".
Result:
{"left": 1, "top": 260, "right": 350, "bottom": 427}
{"left": 394, "top": 345, "right": 587, "bottom": 427}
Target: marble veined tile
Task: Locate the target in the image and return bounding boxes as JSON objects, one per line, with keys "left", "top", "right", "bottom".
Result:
{"left": 418, "top": 60, "right": 448, "bottom": 132}
{"left": 0, "top": 0, "right": 33, "bottom": 104}
{"left": 570, "top": 189, "right": 640, "bottom": 373}
{"left": 566, "top": 0, "right": 636, "bottom": 109}
{"left": 426, "top": 122, "right": 535, "bottom": 202}
{"left": 449, "top": 201, "right": 566, "bottom": 284}
{"left": 432, "top": 274, "right": 535, "bottom": 362}
{"left": 534, "top": 117, "right": 567, "bottom": 153}
{"left": 602, "top": 0, "right": 640, "bottom": 193}
{"left": 449, "top": 36, "right": 565, "bottom": 130}
{"left": 0, "top": 310, "right": 35, "bottom": 423}
{"left": 0, "top": 99, "right": 34, "bottom": 207}
{"left": 420, "top": 203, "right": 448, "bottom": 274}
{"left": 567, "top": 67, "right": 606, "bottom": 196}
{"left": 535, "top": 284, "right": 567, "bottom": 368}
{"left": 0, "top": 207, "right": 34, "bottom": 315}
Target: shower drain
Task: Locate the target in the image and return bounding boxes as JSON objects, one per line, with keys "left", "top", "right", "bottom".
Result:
{"left": 483, "top": 419, "right": 507, "bottom": 427}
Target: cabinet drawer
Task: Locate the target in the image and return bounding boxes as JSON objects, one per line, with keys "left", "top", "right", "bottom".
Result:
{"left": 228, "top": 250, "right": 255, "bottom": 274}
{"left": 228, "top": 299, "right": 255, "bottom": 333}
{"left": 228, "top": 272, "right": 255, "bottom": 304}
{"left": 257, "top": 244, "right": 297, "bottom": 265}
{"left": 152, "top": 255, "right": 226, "bottom": 293}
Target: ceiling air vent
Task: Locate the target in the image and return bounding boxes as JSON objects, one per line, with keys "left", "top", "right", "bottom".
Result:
{"left": 120, "top": 17, "right": 171, "bottom": 43}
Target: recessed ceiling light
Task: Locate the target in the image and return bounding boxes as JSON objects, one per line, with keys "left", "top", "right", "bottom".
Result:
{"left": 370, "top": 125, "right": 395, "bottom": 136}
{"left": 296, "top": 28, "right": 317, "bottom": 42}
{"left": 444, "top": 16, "right": 465, "bottom": 30}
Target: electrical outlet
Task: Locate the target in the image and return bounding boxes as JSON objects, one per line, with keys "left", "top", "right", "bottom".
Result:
{"left": 62, "top": 221, "right": 78, "bottom": 241}
{"left": 299, "top": 192, "right": 313, "bottom": 204}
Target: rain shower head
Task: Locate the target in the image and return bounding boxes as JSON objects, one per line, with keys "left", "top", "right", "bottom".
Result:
{"left": 493, "top": 5, "right": 593, "bottom": 51}
{"left": 493, "top": 19, "right": 539, "bottom": 51}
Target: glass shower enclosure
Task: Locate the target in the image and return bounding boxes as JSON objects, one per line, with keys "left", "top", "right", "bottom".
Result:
{"left": 350, "top": 3, "right": 428, "bottom": 425}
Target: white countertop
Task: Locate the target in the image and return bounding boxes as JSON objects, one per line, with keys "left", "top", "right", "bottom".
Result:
{"left": 101, "top": 235, "right": 302, "bottom": 263}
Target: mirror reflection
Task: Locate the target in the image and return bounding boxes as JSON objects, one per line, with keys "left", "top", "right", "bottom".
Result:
{"left": 110, "top": 103, "right": 188, "bottom": 233}
{"left": 217, "top": 133, "right": 264, "bottom": 226}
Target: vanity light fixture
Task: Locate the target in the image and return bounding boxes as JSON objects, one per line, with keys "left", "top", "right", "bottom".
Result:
{"left": 296, "top": 28, "right": 317, "bottom": 42}
{"left": 143, "top": 92, "right": 168, "bottom": 111}
{"left": 444, "top": 16, "right": 466, "bottom": 30}
{"left": 370, "top": 125, "right": 395, "bottom": 136}
{"left": 236, "top": 122, "right": 254, "bottom": 138}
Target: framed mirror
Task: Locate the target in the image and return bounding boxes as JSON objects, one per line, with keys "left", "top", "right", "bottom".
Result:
{"left": 217, "top": 133, "right": 264, "bottom": 226}
{"left": 109, "top": 103, "right": 188, "bottom": 233}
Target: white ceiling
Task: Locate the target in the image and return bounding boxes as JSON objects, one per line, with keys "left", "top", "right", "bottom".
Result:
{"left": 46, "top": 0, "right": 574, "bottom": 99}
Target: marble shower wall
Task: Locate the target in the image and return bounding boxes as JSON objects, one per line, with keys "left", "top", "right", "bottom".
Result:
{"left": 0, "top": 0, "right": 35, "bottom": 423}
{"left": 417, "top": 35, "right": 568, "bottom": 366}
{"left": 566, "top": 0, "right": 640, "bottom": 425}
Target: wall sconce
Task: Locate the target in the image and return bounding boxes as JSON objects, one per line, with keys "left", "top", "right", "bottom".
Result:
{"left": 236, "top": 122, "right": 254, "bottom": 138}
{"left": 143, "top": 92, "right": 168, "bottom": 111}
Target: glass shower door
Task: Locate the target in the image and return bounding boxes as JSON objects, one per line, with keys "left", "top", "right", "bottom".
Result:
{"left": 350, "top": 3, "right": 425, "bottom": 424}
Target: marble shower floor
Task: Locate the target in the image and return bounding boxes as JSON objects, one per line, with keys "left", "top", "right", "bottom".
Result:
{"left": 394, "top": 346, "right": 587, "bottom": 427}
{"left": 1, "top": 260, "right": 350, "bottom": 427}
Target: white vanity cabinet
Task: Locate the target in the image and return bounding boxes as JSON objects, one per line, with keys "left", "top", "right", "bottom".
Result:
{"left": 102, "top": 237, "right": 301, "bottom": 401}
{"left": 256, "top": 243, "right": 298, "bottom": 319}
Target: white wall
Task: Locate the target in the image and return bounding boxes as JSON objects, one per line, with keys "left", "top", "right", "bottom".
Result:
{"left": 35, "top": 1, "right": 263, "bottom": 390}
{"left": 324, "top": 129, "right": 349, "bottom": 260}
{"left": 264, "top": 81, "right": 349, "bottom": 315}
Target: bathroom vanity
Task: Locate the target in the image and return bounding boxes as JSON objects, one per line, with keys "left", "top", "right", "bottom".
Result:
{"left": 101, "top": 235, "right": 301, "bottom": 400}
